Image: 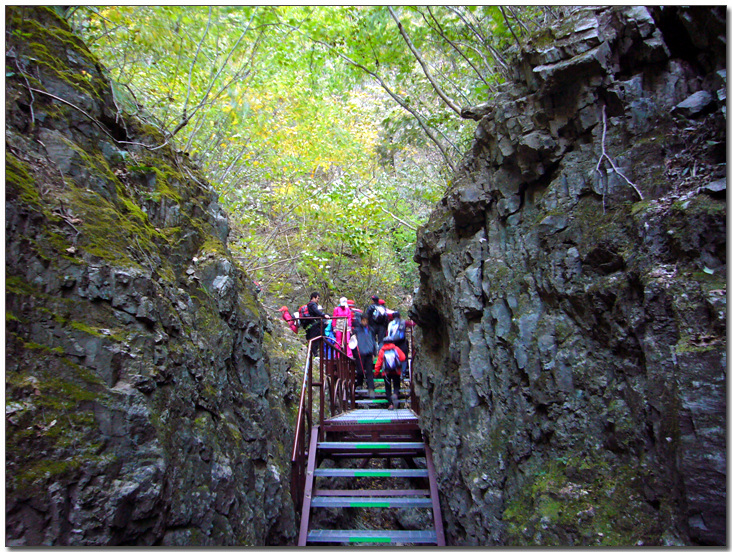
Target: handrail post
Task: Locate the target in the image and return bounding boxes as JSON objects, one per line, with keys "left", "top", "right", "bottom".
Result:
{"left": 319, "top": 320, "right": 325, "bottom": 428}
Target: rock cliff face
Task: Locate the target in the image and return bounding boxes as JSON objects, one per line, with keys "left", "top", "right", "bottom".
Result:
{"left": 6, "top": 7, "right": 297, "bottom": 545}
{"left": 412, "top": 6, "right": 725, "bottom": 546}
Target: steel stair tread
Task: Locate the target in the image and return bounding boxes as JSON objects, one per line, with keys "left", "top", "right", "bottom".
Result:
{"left": 307, "top": 529, "right": 438, "bottom": 544}
{"left": 313, "top": 467, "right": 428, "bottom": 477}
{"left": 318, "top": 441, "right": 424, "bottom": 450}
{"left": 355, "top": 399, "right": 391, "bottom": 405}
{"left": 311, "top": 496, "right": 432, "bottom": 508}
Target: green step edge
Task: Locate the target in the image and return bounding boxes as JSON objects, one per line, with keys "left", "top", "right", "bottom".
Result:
{"left": 354, "top": 443, "right": 392, "bottom": 449}
{"left": 349, "top": 536, "right": 392, "bottom": 543}
{"left": 349, "top": 501, "right": 391, "bottom": 508}
{"left": 356, "top": 419, "right": 392, "bottom": 424}
{"left": 354, "top": 471, "right": 392, "bottom": 477}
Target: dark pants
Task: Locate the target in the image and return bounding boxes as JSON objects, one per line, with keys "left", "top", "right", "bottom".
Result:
{"left": 396, "top": 342, "right": 409, "bottom": 377}
{"left": 383, "top": 371, "right": 401, "bottom": 405}
{"left": 305, "top": 322, "right": 322, "bottom": 342}
{"left": 355, "top": 353, "right": 374, "bottom": 390}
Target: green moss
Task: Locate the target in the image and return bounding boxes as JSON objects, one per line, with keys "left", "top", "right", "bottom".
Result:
{"left": 130, "top": 157, "right": 185, "bottom": 202}
{"left": 6, "top": 152, "right": 43, "bottom": 208}
{"left": 504, "top": 453, "right": 662, "bottom": 546}
{"left": 17, "top": 457, "right": 83, "bottom": 483}
{"left": 6, "top": 312, "right": 23, "bottom": 323}
{"left": 16, "top": 335, "right": 64, "bottom": 356}
{"left": 674, "top": 334, "right": 722, "bottom": 354}
{"left": 630, "top": 199, "right": 653, "bottom": 216}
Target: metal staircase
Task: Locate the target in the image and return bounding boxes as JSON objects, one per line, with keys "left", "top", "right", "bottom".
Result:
{"left": 290, "top": 321, "right": 444, "bottom": 546}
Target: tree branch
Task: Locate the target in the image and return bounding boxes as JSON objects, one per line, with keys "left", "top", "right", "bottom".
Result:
{"left": 595, "top": 105, "right": 644, "bottom": 209}
{"left": 447, "top": 6, "right": 509, "bottom": 74}
{"left": 172, "top": 7, "right": 257, "bottom": 137}
{"left": 29, "top": 87, "right": 171, "bottom": 151}
{"left": 298, "top": 29, "right": 456, "bottom": 172}
{"left": 423, "top": 7, "right": 491, "bottom": 88}
{"left": 499, "top": 6, "right": 522, "bottom": 49}
{"left": 181, "top": 7, "right": 212, "bottom": 123}
{"left": 387, "top": 6, "right": 462, "bottom": 117}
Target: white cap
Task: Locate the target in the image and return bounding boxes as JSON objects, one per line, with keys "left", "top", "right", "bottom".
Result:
{"left": 339, "top": 297, "right": 348, "bottom": 307}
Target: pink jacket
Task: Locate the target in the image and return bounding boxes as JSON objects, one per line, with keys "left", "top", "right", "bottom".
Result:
{"left": 332, "top": 306, "right": 353, "bottom": 332}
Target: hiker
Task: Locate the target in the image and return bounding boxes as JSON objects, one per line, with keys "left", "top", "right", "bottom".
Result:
{"left": 304, "top": 292, "right": 328, "bottom": 343}
{"left": 323, "top": 320, "right": 338, "bottom": 360}
{"left": 365, "top": 295, "right": 389, "bottom": 347}
{"left": 278, "top": 306, "right": 299, "bottom": 333}
{"left": 386, "top": 310, "right": 409, "bottom": 378}
{"left": 375, "top": 335, "right": 407, "bottom": 410}
{"left": 348, "top": 299, "right": 362, "bottom": 318}
{"left": 332, "top": 297, "right": 353, "bottom": 357}
{"left": 349, "top": 312, "right": 377, "bottom": 398}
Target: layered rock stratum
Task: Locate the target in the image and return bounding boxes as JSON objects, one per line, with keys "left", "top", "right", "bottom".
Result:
{"left": 412, "top": 6, "right": 726, "bottom": 546}
{"left": 6, "top": 7, "right": 297, "bottom": 545}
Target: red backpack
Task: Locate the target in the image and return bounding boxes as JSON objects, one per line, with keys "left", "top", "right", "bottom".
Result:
{"left": 279, "top": 306, "right": 299, "bottom": 333}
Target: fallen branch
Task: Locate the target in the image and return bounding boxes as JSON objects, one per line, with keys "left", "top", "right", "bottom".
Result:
{"left": 379, "top": 205, "right": 417, "bottom": 231}
{"left": 29, "top": 87, "right": 171, "bottom": 151}
{"left": 249, "top": 256, "right": 302, "bottom": 272}
{"left": 595, "top": 105, "right": 644, "bottom": 208}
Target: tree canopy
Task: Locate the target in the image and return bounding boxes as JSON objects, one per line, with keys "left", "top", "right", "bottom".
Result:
{"left": 68, "top": 5, "right": 558, "bottom": 309}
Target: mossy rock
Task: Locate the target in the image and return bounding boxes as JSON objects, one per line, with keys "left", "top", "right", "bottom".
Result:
{"left": 503, "top": 453, "right": 664, "bottom": 546}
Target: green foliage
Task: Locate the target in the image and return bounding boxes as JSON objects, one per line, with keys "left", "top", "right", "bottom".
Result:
{"left": 70, "top": 6, "right": 554, "bottom": 308}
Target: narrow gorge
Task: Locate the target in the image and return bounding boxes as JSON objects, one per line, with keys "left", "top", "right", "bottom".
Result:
{"left": 5, "top": 5, "right": 726, "bottom": 547}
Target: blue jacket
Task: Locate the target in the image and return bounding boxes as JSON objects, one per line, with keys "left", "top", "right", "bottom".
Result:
{"left": 351, "top": 313, "right": 377, "bottom": 356}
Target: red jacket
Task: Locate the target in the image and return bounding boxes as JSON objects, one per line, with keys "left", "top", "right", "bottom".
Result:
{"left": 375, "top": 343, "right": 406, "bottom": 377}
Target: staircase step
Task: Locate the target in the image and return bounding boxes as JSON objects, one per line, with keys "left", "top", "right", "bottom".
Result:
{"left": 307, "top": 529, "right": 438, "bottom": 544}
{"left": 315, "top": 489, "right": 430, "bottom": 497}
{"left": 355, "top": 388, "right": 386, "bottom": 394}
{"left": 355, "top": 388, "right": 409, "bottom": 395}
{"left": 318, "top": 441, "right": 424, "bottom": 451}
{"left": 314, "top": 468, "right": 428, "bottom": 478}
{"left": 355, "top": 399, "right": 390, "bottom": 405}
{"left": 311, "top": 496, "right": 432, "bottom": 508}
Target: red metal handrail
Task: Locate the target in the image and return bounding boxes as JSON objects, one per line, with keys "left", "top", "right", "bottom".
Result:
{"left": 290, "top": 317, "right": 421, "bottom": 510}
{"left": 290, "top": 318, "right": 356, "bottom": 510}
{"left": 406, "top": 324, "right": 419, "bottom": 415}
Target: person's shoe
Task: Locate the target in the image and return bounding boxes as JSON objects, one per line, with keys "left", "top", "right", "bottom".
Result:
{"left": 388, "top": 404, "right": 394, "bottom": 410}
{"left": 368, "top": 389, "right": 375, "bottom": 399}
{"left": 391, "top": 393, "right": 399, "bottom": 409}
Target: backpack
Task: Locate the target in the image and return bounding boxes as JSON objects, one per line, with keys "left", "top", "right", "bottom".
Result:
{"left": 279, "top": 306, "right": 299, "bottom": 333}
{"left": 296, "top": 304, "right": 310, "bottom": 329}
{"left": 372, "top": 305, "right": 386, "bottom": 324}
{"left": 388, "top": 320, "right": 406, "bottom": 342}
{"left": 383, "top": 348, "right": 400, "bottom": 374}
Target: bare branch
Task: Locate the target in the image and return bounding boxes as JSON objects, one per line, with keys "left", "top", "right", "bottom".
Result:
{"left": 595, "top": 105, "right": 644, "bottom": 209}
{"left": 446, "top": 6, "right": 509, "bottom": 74}
{"left": 172, "top": 7, "right": 258, "bottom": 137}
{"left": 297, "top": 29, "right": 456, "bottom": 172}
{"left": 387, "top": 6, "right": 462, "bottom": 117}
{"left": 507, "top": 6, "right": 531, "bottom": 34}
{"left": 182, "top": 7, "right": 212, "bottom": 121}
{"left": 499, "top": 6, "right": 522, "bottom": 49}
{"left": 30, "top": 87, "right": 171, "bottom": 151}
{"left": 423, "top": 7, "right": 491, "bottom": 88}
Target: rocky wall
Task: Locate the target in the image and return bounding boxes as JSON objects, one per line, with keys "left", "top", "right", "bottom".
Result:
{"left": 5, "top": 7, "right": 297, "bottom": 545}
{"left": 412, "top": 6, "right": 726, "bottom": 546}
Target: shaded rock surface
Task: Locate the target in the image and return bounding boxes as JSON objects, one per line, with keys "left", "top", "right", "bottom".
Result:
{"left": 412, "top": 6, "right": 725, "bottom": 546}
{"left": 6, "top": 7, "right": 298, "bottom": 545}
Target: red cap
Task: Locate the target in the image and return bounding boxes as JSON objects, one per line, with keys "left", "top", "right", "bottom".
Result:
{"left": 378, "top": 299, "right": 386, "bottom": 305}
